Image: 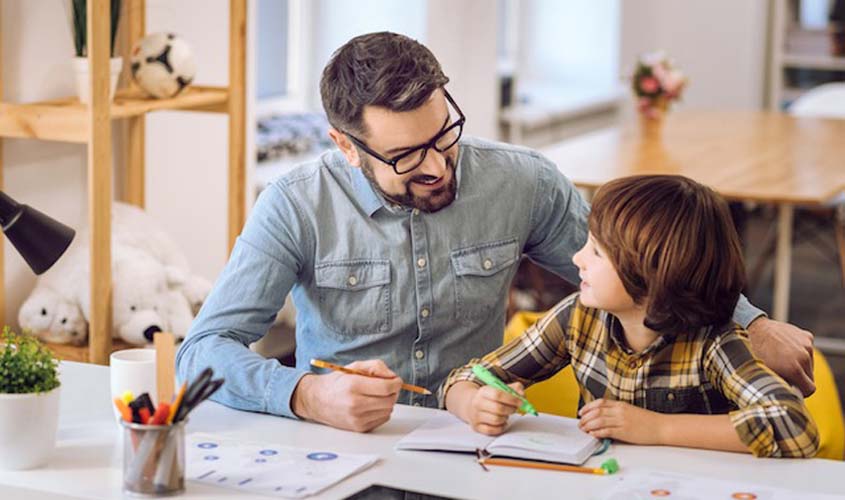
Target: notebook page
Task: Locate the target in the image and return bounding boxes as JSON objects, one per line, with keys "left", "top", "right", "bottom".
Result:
{"left": 487, "top": 413, "right": 600, "bottom": 464}
{"left": 395, "top": 412, "right": 493, "bottom": 452}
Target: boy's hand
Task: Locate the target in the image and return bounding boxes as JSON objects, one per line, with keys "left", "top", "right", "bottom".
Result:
{"left": 578, "top": 399, "right": 662, "bottom": 445}
{"left": 446, "top": 381, "right": 525, "bottom": 436}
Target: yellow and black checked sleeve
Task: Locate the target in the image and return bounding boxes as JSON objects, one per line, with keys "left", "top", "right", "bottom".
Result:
{"left": 704, "top": 327, "right": 819, "bottom": 458}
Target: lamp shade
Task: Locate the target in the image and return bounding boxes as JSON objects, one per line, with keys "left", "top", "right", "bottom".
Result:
{"left": 0, "top": 192, "right": 75, "bottom": 275}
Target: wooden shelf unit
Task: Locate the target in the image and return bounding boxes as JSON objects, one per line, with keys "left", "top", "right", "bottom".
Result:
{"left": 0, "top": 0, "right": 247, "bottom": 364}
{"left": 769, "top": 1, "right": 845, "bottom": 110}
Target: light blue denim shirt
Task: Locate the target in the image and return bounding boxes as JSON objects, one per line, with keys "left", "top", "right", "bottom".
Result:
{"left": 176, "top": 136, "right": 763, "bottom": 418}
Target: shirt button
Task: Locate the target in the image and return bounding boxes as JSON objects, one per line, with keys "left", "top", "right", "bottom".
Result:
{"left": 417, "top": 258, "right": 427, "bottom": 268}
{"left": 347, "top": 275, "right": 358, "bottom": 286}
{"left": 667, "top": 392, "right": 675, "bottom": 401}
{"left": 483, "top": 258, "right": 493, "bottom": 270}
{"left": 412, "top": 208, "right": 420, "bottom": 216}
{"left": 420, "top": 308, "right": 430, "bottom": 318}
{"left": 415, "top": 350, "right": 425, "bottom": 360}
{"left": 628, "top": 360, "right": 637, "bottom": 369}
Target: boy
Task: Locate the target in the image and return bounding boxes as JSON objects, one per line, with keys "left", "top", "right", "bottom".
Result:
{"left": 442, "top": 175, "right": 818, "bottom": 458}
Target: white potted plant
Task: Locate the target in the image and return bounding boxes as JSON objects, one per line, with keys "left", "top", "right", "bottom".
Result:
{"left": 0, "top": 327, "right": 61, "bottom": 470}
{"left": 70, "top": 0, "right": 123, "bottom": 104}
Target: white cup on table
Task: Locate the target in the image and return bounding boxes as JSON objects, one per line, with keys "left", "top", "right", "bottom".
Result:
{"left": 110, "top": 348, "right": 157, "bottom": 422}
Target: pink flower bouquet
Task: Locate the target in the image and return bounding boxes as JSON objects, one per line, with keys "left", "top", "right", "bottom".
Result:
{"left": 632, "top": 51, "right": 688, "bottom": 119}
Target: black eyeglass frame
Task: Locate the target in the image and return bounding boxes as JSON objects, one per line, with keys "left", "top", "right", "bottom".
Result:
{"left": 343, "top": 89, "right": 466, "bottom": 175}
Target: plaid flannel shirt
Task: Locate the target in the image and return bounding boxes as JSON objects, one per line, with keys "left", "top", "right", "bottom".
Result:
{"left": 441, "top": 293, "right": 818, "bottom": 458}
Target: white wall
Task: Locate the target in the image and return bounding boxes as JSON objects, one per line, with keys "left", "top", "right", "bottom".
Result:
{"left": 619, "top": 0, "right": 769, "bottom": 112}
{"left": 426, "top": 0, "right": 498, "bottom": 140}
{"left": 144, "top": 0, "right": 232, "bottom": 282}
{"left": 519, "top": 0, "right": 620, "bottom": 90}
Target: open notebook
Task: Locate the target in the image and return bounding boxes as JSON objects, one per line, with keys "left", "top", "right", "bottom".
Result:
{"left": 396, "top": 411, "right": 601, "bottom": 465}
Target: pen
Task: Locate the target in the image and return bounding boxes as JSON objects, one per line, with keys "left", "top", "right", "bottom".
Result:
{"left": 310, "top": 359, "right": 432, "bottom": 395}
{"left": 471, "top": 364, "right": 538, "bottom": 416}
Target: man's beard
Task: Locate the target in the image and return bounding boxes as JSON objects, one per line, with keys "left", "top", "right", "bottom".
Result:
{"left": 360, "top": 153, "right": 458, "bottom": 213}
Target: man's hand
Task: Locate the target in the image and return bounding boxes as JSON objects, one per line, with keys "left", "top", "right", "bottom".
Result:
{"left": 445, "top": 381, "right": 524, "bottom": 436}
{"left": 291, "top": 359, "right": 402, "bottom": 432}
{"left": 578, "top": 399, "right": 662, "bottom": 444}
{"left": 747, "top": 317, "right": 815, "bottom": 397}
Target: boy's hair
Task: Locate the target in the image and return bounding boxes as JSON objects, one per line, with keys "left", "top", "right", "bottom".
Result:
{"left": 589, "top": 175, "right": 746, "bottom": 335}
{"left": 320, "top": 32, "right": 449, "bottom": 137}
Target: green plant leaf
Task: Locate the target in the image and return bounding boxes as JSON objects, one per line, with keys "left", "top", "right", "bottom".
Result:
{"left": 0, "top": 327, "right": 60, "bottom": 394}
{"left": 70, "top": 0, "right": 123, "bottom": 57}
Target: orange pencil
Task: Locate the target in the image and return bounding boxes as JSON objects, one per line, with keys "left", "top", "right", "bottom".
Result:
{"left": 478, "top": 457, "right": 619, "bottom": 475}
{"left": 310, "top": 359, "right": 432, "bottom": 395}
{"left": 166, "top": 382, "right": 188, "bottom": 424}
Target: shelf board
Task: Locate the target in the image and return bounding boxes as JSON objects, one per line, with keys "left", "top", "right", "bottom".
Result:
{"left": 43, "top": 338, "right": 137, "bottom": 364}
{"left": 0, "top": 85, "right": 229, "bottom": 143}
{"left": 782, "top": 53, "right": 845, "bottom": 71}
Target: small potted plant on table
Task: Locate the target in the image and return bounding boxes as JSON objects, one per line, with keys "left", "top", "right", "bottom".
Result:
{"left": 0, "top": 327, "right": 61, "bottom": 470}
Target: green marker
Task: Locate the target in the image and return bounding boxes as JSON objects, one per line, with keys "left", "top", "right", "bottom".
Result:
{"left": 472, "top": 364, "right": 538, "bottom": 416}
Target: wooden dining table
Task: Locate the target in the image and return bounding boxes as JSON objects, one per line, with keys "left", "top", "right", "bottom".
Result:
{"left": 541, "top": 109, "right": 845, "bottom": 322}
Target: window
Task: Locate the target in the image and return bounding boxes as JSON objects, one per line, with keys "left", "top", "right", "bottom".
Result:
{"left": 498, "top": 0, "right": 623, "bottom": 143}
{"left": 255, "top": 0, "right": 307, "bottom": 116}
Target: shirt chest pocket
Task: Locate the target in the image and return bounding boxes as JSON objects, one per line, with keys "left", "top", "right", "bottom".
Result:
{"left": 644, "top": 386, "right": 733, "bottom": 415}
{"left": 315, "top": 260, "right": 392, "bottom": 337}
{"left": 450, "top": 239, "right": 519, "bottom": 325}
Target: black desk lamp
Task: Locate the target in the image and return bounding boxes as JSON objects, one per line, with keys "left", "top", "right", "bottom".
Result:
{"left": 0, "top": 191, "right": 75, "bottom": 274}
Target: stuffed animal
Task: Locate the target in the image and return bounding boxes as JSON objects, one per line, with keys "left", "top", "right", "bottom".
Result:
{"left": 18, "top": 285, "right": 88, "bottom": 346}
{"left": 17, "top": 202, "right": 211, "bottom": 345}
{"left": 76, "top": 244, "right": 197, "bottom": 345}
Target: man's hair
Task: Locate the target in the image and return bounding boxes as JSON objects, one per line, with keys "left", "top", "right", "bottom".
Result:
{"left": 588, "top": 175, "right": 746, "bottom": 336}
{"left": 320, "top": 32, "right": 449, "bottom": 136}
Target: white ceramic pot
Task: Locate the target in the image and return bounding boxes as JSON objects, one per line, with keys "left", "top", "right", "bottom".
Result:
{"left": 72, "top": 56, "right": 123, "bottom": 104}
{"left": 0, "top": 386, "right": 61, "bottom": 470}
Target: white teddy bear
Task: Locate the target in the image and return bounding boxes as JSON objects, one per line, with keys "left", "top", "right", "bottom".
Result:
{"left": 18, "top": 286, "right": 88, "bottom": 346}
{"left": 18, "top": 202, "right": 211, "bottom": 345}
{"left": 77, "top": 243, "right": 201, "bottom": 345}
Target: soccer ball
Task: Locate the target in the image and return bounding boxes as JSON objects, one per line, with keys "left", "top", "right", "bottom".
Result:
{"left": 130, "top": 33, "right": 196, "bottom": 99}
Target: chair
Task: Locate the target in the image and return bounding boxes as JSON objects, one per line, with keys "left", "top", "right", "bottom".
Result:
{"left": 503, "top": 311, "right": 580, "bottom": 418}
{"left": 504, "top": 311, "right": 845, "bottom": 459}
{"left": 789, "top": 82, "right": 845, "bottom": 118}
{"left": 787, "top": 83, "right": 845, "bottom": 288}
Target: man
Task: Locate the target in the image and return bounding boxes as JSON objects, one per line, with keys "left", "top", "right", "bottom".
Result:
{"left": 176, "top": 32, "right": 814, "bottom": 433}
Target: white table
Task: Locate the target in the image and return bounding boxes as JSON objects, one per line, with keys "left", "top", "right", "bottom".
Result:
{"left": 1, "top": 362, "right": 842, "bottom": 499}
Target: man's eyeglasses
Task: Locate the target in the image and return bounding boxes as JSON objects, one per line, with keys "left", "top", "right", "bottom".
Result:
{"left": 344, "top": 89, "right": 466, "bottom": 175}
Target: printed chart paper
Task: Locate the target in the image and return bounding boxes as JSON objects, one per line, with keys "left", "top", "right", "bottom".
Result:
{"left": 186, "top": 433, "right": 378, "bottom": 498}
{"left": 599, "top": 470, "right": 842, "bottom": 500}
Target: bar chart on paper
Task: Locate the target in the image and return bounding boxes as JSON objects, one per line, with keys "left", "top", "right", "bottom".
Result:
{"left": 186, "top": 434, "right": 379, "bottom": 498}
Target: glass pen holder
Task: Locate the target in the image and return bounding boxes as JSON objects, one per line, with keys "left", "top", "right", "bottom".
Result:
{"left": 120, "top": 419, "right": 187, "bottom": 497}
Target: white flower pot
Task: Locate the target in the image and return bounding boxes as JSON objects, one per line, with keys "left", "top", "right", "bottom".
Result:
{"left": 72, "top": 56, "right": 123, "bottom": 104}
{"left": 0, "top": 386, "right": 61, "bottom": 470}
